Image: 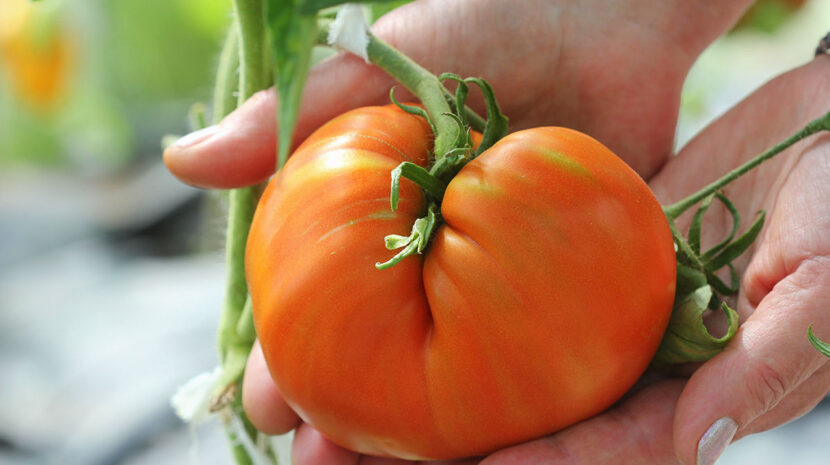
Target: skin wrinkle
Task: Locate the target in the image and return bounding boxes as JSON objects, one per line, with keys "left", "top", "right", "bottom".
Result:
{"left": 538, "top": 434, "right": 579, "bottom": 464}
{"left": 709, "top": 256, "right": 830, "bottom": 427}
{"left": 738, "top": 364, "right": 830, "bottom": 438}
{"left": 743, "top": 136, "right": 830, "bottom": 308}
{"left": 606, "top": 408, "right": 665, "bottom": 465}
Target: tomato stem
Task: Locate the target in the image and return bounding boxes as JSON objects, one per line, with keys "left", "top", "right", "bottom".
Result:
{"left": 654, "top": 110, "right": 830, "bottom": 367}
{"left": 213, "top": 26, "right": 240, "bottom": 123}
{"left": 366, "top": 32, "right": 462, "bottom": 161}
{"left": 389, "top": 162, "right": 447, "bottom": 211}
{"left": 214, "top": 2, "right": 271, "bottom": 464}
{"left": 316, "top": 18, "right": 487, "bottom": 133}
{"left": 663, "top": 110, "right": 830, "bottom": 220}
{"left": 233, "top": 0, "right": 268, "bottom": 106}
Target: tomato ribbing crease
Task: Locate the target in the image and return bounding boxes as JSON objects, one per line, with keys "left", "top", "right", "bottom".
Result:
{"left": 243, "top": 13, "right": 830, "bottom": 462}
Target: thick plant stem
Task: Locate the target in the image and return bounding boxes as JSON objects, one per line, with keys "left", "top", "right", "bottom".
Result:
{"left": 213, "top": 27, "right": 240, "bottom": 124}
{"left": 219, "top": 187, "right": 261, "bottom": 361}
{"left": 233, "top": 0, "right": 268, "bottom": 105}
{"left": 316, "top": 19, "right": 486, "bottom": 133}
{"left": 664, "top": 111, "right": 830, "bottom": 220}
{"left": 366, "top": 33, "right": 461, "bottom": 160}
{"left": 219, "top": 1, "right": 269, "bottom": 464}
{"left": 217, "top": 0, "right": 268, "bottom": 377}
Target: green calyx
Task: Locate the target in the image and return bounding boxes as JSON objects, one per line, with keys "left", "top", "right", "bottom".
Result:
{"left": 370, "top": 58, "right": 508, "bottom": 269}
{"left": 376, "top": 205, "right": 439, "bottom": 269}
{"left": 654, "top": 110, "right": 830, "bottom": 367}
{"left": 651, "top": 273, "right": 739, "bottom": 368}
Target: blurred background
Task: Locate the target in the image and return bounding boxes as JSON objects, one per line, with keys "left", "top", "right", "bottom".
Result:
{"left": 0, "top": 0, "right": 828, "bottom": 464}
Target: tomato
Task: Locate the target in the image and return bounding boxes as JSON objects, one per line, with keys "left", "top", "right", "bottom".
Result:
{"left": 246, "top": 104, "right": 676, "bottom": 459}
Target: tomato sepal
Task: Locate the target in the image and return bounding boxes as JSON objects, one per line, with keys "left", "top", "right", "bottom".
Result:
{"left": 651, "top": 273, "right": 739, "bottom": 367}
{"left": 376, "top": 204, "right": 439, "bottom": 269}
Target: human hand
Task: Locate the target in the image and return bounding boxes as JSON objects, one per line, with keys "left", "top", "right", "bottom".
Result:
{"left": 239, "top": 55, "right": 830, "bottom": 465}
{"left": 481, "top": 56, "right": 830, "bottom": 464}
{"left": 164, "top": 0, "right": 753, "bottom": 188}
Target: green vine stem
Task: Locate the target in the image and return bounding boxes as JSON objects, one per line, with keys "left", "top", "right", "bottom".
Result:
{"left": 325, "top": 28, "right": 510, "bottom": 268}
{"left": 212, "top": 1, "right": 270, "bottom": 463}
{"left": 365, "top": 33, "right": 461, "bottom": 160}
{"left": 215, "top": 0, "right": 267, "bottom": 394}
{"left": 809, "top": 325, "right": 830, "bottom": 357}
{"left": 213, "top": 26, "right": 240, "bottom": 124}
{"left": 663, "top": 111, "right": 830, "bottom": 220}
{"left": 653, "top": 110, "right": 830, "bottom": 366}
{"left": 233, "top": 0, "right": 268, "bottom": 103}
{"left": 314, "top": 18, "right": 487, "bottom": 133}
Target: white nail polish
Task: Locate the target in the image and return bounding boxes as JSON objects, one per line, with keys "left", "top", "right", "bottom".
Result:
{"left": 172, "top": 125, "right": 219, "bottom": 148}
{"left": 697, "top": 417, "right": 738, "bottom": 465}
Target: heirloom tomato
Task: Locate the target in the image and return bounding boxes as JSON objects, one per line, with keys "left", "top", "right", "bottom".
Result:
{"left": 246, "top": 104, "right": 676, "bottom": 460}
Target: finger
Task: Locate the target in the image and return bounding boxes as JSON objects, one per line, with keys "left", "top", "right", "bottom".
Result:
{"left": 650, "top": 57, "right": 830, "bottom": 216}
{"left": 242, "top": 340, "right": 301, "bottom": 434}
{"left": 421, "top": 458, "right": 481, "bottom": 465}
{"left": 357, "top": 456, "right": 480, "bottom": 465}
{"left": 164, "top": 52, "right": 395, "bottom": 189}
{"left": 293, "top": 423, "right": 360, "bottom": 465}
{"left": 163, "top": 48, "right": 394, "bottom": 189}
{"left": 738, "top": 364, "right": 830, "bottom": 437}
{"left": 482, "top": 379, "right": 685, "bottom": 465}
{"left": 164, "top": 89, "right": 276, "bottom": 189}
{"left": 357, "top": 456, "right": 412, "bottom": 465}
{"left": 673, "top": 257, "right": 830, "bottom": 465}
{"left": 358, "top": 456, "right": 481, "bottom": 465}
{"left": 292, "top": 421, "right": 481, "bottom": 465}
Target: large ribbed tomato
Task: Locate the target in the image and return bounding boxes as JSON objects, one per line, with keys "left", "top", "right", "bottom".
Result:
{"left": 246, "top": 105, "right": 676, "bottom": 460}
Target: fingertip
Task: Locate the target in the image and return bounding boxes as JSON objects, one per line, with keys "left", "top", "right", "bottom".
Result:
{"left": 672, "top": 350, "right": 739, "bottom": 465}
{"left": 293, "top": 423, "right": 360, "bottom": 465}
{"left": 242, "top": 341, "right": 301, "bottom": 435}
{"left": 163, "top": 88, "right": 277, "bottom": 189}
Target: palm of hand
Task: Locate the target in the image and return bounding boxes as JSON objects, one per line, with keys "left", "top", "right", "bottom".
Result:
{"left": 258, "top": 59, "right": 830, "bottom": 465}
{"left": 325, "top": 0, "right": 746, "bottom": 180}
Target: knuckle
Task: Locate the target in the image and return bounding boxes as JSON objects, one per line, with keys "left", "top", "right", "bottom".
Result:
{"left": 746, "top": 360, "right": 791, "bottom": 414}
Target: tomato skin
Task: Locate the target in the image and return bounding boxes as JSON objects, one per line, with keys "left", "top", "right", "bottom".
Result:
{"left": 246, "top": 106, "right": 676, "bottom": 459}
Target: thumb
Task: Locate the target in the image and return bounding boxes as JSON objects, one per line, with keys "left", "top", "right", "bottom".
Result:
{"left": 163, "top": 53, "right": 393, "bottom": 189}
{"left": 673, "top": 258, "right": 830, "bottom": 465}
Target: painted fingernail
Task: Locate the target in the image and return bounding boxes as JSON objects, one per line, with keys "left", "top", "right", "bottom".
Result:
{"left": 697, "top": 417, "right": 737, "bottom": 465}
{"left": 171, "top": 125, "right": 220, "bottom": 148}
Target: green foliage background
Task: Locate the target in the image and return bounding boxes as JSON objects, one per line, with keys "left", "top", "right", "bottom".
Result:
{"left": 0, "top": 0, "right": 231, "bottom": 172}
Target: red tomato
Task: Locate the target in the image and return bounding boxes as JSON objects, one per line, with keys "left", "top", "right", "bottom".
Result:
{"left": 246, "top": 105, "right": 676, "bottom": 459}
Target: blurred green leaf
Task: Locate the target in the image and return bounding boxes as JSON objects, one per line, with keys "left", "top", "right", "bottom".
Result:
{"left": 297, "top": 0, "right": 404, "bottom": 15}
{"left": 733, "top": 0, "right": 805, "bottom": 34}
{"left": 369, "top": 0, "right": 412, "bottom": 21}
{"left": 266, "top": 0, "right": 317, "bottom": 169}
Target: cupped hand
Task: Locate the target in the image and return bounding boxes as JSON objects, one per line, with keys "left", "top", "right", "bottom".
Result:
{"left": 239, "top": 56, "right": 830, "bottom": 465}
{"left": 485, "top": 56, "right": 830, "bottom": 464}
{"left": 163, "top": 0, "right": 752, "bottom": 189}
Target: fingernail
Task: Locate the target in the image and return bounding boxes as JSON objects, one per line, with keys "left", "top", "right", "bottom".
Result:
{"left": 697, "top": 417, "right": 737, "bottom": 465}
{"left": 171, "top": 125, "right": 220, "bottom": 148}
